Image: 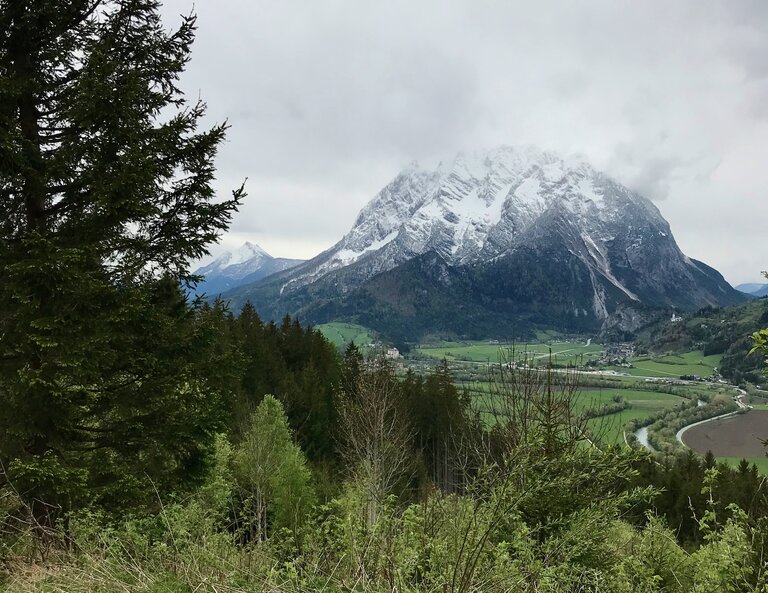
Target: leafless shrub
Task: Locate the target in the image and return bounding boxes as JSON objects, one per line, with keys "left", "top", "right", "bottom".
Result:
{"left": 337, "top": 355, "right": 415, "bottom": 526}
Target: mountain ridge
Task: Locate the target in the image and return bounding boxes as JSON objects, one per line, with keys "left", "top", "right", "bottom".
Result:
{"left": 735, "top": 283, "right": 768, "bottom": 297}
{"left": 193, "top": 242, "right": 304, "bottom": 296}
{"left": 224, "top": 146, "right": 745, "bottom": 340}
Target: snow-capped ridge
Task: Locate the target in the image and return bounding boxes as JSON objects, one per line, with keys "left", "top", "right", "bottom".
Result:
{"left": 193, "top": 241, "right": 304, "bottom": 296}
{"left": 303, "top": 144, "right": 639, "bottom": 279}
{"left": 211, "top": 241, "right": 271, "bottom": 270}
{"left": 227, "top": 144, "right": 745, "bottom": 337}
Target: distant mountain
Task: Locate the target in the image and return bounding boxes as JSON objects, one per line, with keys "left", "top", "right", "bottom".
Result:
{"left": 224, "top": 146, "right": 745, "bottom": 341}
{"left": 735, "top": 283, "right": 768, "bottom": 297}
{"left": 192, "top": 242, "right": 304, "bottom": 296}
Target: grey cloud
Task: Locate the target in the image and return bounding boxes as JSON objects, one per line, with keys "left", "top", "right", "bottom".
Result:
{"left": 627, "top": 158, "right": 686, "bottom": 202}
{"left": 162, "top": 0, "right": 768, "bottom": 285}
{"left": 722, "top": 0, "right": 768, "bottom": 26}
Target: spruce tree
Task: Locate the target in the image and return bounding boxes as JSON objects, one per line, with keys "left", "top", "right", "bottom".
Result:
{"left": 0, "top": 0, "right": 243, "bottom": 521}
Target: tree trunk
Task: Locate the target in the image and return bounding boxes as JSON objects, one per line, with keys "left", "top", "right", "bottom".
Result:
{"left": 7, "top": 2, "right": 47, "bottom": 232}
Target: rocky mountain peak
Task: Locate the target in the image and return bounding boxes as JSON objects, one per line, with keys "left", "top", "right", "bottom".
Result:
{"left": 223, "top": 145, "right": 744, "bottom": 340}
{"left": 193, "top": 242, "right": 304, "bottom": 296}
{"left": 285, "top": 145, "right": 664, "bottom": 291}
{"left": 207, "top": 241, "right": 271, "bottom": 271}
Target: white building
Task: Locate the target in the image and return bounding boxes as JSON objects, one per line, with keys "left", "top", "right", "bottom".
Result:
{"left": 385, "top": 347, "right": 400, "bottom": 359}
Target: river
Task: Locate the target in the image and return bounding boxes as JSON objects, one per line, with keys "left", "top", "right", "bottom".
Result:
{"left": 634, "top": 425, "right": 656, "bottom": 452}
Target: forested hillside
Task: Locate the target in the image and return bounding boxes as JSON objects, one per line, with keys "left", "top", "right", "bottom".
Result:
{"left": 638, "top": 298, "right": 768, "bottom": 384}
{"left": 5, "top": 307, "right": 768, "bottom": 591}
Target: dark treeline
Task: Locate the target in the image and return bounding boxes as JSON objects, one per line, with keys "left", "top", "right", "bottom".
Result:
{"left": 195, "top": 301, "right": 479, "bottom": 498}
{"left": 631, "top": 451, "right": 768, "bottom": 546}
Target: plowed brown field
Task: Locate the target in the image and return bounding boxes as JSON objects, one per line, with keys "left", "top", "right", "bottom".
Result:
{"left": 682, "top": 410, "right": 768, "bottom": 457}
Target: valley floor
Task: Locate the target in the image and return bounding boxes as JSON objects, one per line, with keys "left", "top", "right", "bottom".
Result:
{"left": 400, "top": 337, "right": 763, "bottom": 470}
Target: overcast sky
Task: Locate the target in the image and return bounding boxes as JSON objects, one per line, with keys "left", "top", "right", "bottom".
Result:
{"left": 160, "top": 0, "right": 768, "bottom": 285}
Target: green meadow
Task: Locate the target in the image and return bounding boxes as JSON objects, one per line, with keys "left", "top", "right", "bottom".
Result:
{"left": 576, "top": 388, "right": 684, "bottom": 412}
{"left": 608, "top": 351, "right": 723, "bottom": 378}
{"left": 316, "top": 322, "right": 376, "bottom": 351}
{"left": 458, "top": 380, "right": 689, "bottom": 446}
{"left": 417, "top": 340, "right": 603, "bottom": 363}
{"left": 719, "top": 456, "right": 768, "bottom": 475}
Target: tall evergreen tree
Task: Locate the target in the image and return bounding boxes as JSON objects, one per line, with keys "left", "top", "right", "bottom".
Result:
{"left": 0, "top": 0, "right": 243, "bottom": 520}
{"left": 404, "top": 361, "right": 473, "bottom": 492}
{"left": 340, "top": 342, "right": 363, "bottom": 398}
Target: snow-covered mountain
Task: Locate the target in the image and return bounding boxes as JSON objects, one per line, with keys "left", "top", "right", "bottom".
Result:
{"left": 192, "top": 242, "right": 303, "bottom": 296}
{"left": 225, "top": 146, "right": 745, "bottom": 340}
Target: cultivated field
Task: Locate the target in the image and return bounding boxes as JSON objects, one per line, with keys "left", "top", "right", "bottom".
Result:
{"left": 459, "top": 380, "right": 688, "bottom": 445}
{"left": 607, "top": 351, "right": 722, "bottom": 378}
{"left": 682, "top": 410, "right": 768, "bottom": 458}
{"left": 417, "top": 340, "right": 603, "bottom": 364}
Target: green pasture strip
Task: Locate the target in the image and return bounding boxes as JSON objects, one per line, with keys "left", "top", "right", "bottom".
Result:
{"left": 579, "top": 374, "right": 637, "bottom": 385}
{"left": 608, "top": 351, "right": 723, "bottom": 378}
{"left": 719, "top": 456, "right": 768, "bottom": 475}
{"left": 316, "top": 322, "right": 375, "bottom": 351}
{"left": 417, "top": 341, "right": 603, "bottom": 363}
{"left": 578, "top": 388, "right": 686, "bottom": 401}
{"left": 458, "top": 383, "right": 687, "bottom": 412}
{"left": 588, "top": 409, "right": 657, "bottom": 445}
{"left": 576, "top": 389, "right": 684, "bottom": 411}
{"left": 676, "top": 351, "right": 724, "bottom": 367}
{"left": 461, "top": 382, "right": 687, "bottom": 401}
